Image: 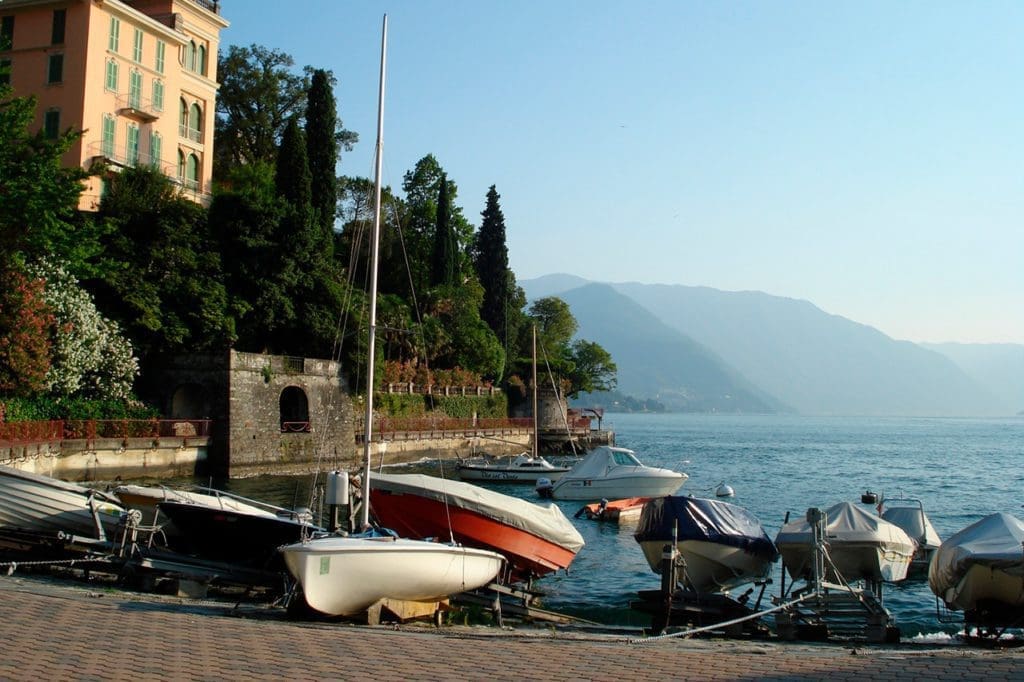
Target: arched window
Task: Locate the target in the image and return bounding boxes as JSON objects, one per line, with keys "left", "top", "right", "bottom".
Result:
{"left": 279, "top": 387, "right": 311, "bottom": 432}
{"left": 197, "top": 44, "right": 207, "bottom": 76}
{"left": 186, "top": 153, "right": 199, "bottom": 188}
{"left": 188, "top": 102, "right": 201, "bottom": 140}
{"left": 179, "top": 98, "right": 187, "bottom": 137}
{"left": 177, "top": 148, "right": 185, "bottom": 180}
{"left": 186, "top": 40, "right": 196, "bottom": 71}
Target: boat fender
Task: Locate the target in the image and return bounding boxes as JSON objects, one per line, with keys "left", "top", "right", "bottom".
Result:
{"left": 715, "top": 483, "right": 735, "bottom": 498}
{"left": 536, "top": 477, "right": 554, "bottom": 498}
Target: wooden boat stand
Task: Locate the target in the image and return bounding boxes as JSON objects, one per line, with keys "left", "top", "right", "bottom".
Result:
{"left": 773, "top": 507, "right": 900, "bottom": 643}
{"left": 630, "top": 544, "right": 771, "bottom": 637}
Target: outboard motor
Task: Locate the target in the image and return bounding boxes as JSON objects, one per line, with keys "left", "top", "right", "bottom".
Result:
{"left": 536, "top": 477, "right": 554, "bottom": 499}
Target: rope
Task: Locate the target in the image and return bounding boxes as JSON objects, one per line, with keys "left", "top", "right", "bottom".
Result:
{"left": 627, "top": 592, "right": 818, "bottom": 645}
{"left": 0, "top": 555, "right": 116, "bottom": 575}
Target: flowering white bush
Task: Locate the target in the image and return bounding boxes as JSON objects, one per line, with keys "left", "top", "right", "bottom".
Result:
{"left": 27, "top": 260, "right": 138, "bottom": 400}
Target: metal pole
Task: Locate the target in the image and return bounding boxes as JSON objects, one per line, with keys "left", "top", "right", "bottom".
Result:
{"left": 359, "top": 14, "right": 387, "bottom": 531}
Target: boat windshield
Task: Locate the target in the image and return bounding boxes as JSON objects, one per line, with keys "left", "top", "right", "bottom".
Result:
{"left": 612, "top": 450, "right": 643, "bottom": 467}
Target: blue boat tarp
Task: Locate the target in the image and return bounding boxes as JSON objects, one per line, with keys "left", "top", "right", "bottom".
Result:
{"left": 635, "top": 496, "right": 779, "bottom": 560}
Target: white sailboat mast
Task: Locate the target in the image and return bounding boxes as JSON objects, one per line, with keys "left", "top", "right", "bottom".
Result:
{"left": 359, "top": 14, "right": 388, "bottom": 531}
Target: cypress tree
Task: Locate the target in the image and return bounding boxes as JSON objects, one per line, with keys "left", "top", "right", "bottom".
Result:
{"left": 305, "top": 69, "right": 338, "bottom": 252}
{"left": 431, "top": 174, "right": 457, "bottom": 287}
{"left": 475, "top": 185, "right": 511, "bottom": 338}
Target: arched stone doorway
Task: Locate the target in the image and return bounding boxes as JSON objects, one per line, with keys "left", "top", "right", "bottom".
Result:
{"left": 170, "top": 382, "right": 209, "bottom": 418}
{"left": 279, "top": 386, "right": 310, "bottom": 432}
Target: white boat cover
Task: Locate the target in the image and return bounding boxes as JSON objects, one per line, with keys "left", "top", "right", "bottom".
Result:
{"left": 928, "top": 512, "right": 1024, "bottom": 599}
{"left": 775, "top": 501, "right": 916, "bottom": 582}
{"left": 1, "top": 465, "right": 120, "bottom": 504}
{"left": 369, "top": 472, "right": 584, "bottom": 553}
{"left": 881, "top": 506, "right": 941, "bottom": 549}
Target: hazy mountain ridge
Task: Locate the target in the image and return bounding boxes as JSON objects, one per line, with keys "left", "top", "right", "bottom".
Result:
{"left": 554, "top": 284, "right": 787, "bottom": 413}
{"left": 922, "top": 343, "right": 1024, "bottom": 414}
{"left": 522, "top": 274, "right": 1015, "bottom": 417}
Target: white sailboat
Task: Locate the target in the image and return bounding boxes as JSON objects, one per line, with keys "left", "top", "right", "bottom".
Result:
{"left": 279, "top": 16, "right": 504, "bottom": 617}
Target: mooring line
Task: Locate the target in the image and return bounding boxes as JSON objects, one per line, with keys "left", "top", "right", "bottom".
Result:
{"left": 627, "top": 593, "right": 817, "bottom": 645}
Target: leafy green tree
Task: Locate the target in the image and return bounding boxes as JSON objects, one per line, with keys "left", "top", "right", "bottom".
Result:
{"left": 422, "top": 282, "right": 505, "bottom": 380}
{"left": 214, "top": 45, "right": 312, "bottom": 174}
{"left": 0, "top": 266, "right": 54, "bottom": 396}
{"left": 92, "top": 167, "right": 234, "bottom": 359}
{"left": 0, "top": 86, "right": 100, "bottom": 274}
{"left": 430, "top": 173, "right": 457, "bottom": 287}
{"left": 28, "top": 260, "right": 137, "bottom": 400}
{"left": 214, "top": 46, "right": 357, "bottom": 180}
{"left": 566, "top": 339, "right": 617, "bottom": 396}
{"left": 528, "top": 297, "right": 578, "bottom": 361}
{"left": 306, "top": 69, "right": 338, "bottom": 241}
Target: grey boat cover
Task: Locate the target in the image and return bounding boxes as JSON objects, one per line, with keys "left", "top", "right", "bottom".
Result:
{"left": 928, "top": 512, "right": 1024, "bottom": 597}
{"left": 369, "top": 472, "right": 584, "bottom": 553}
{"left": 775, "top": 501, "right": 915, "bottom": 550}
{"left": 634, "top": 496, "right": 778, "bottom": 560}
{"left": 881, "top": 505, "right": 941, "bottom": 549}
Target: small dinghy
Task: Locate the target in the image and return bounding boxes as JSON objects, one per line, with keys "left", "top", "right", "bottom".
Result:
{"left": 0, "top": 465, "right": 125, "bottom": 539}
{"left": 775, "top": 501, "right": 916, "bottom": 584}
{"left": 928, "top": 512, "right": 1024, "bottom": 620}
{"left": 634, "top": 496, "right": 778, "bottom": 593}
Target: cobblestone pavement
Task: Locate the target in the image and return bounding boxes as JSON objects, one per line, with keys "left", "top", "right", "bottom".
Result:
{"left": 0, "top": 575, "right": 1021, "bottom": 681}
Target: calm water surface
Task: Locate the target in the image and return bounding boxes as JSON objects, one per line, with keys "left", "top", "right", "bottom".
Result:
{"left": 161, "top": 413, "right": 1024, "bottom": 637}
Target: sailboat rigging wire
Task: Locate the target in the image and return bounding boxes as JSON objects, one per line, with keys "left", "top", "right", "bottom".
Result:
{"left": 539, "top": 341, "right": 580, "bottom": 455}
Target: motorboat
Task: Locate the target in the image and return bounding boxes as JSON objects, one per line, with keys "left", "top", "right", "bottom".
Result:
{"left": 457, "top": 453, "right": 571, "bottom": 483}
{"left": 774, "top": 501, "right": 916, "bottom": 584}
{"left": 156, "top": 499, "right": 320, "bottom": 566}
{"left": 279, "top": 17, "right": 504, "bottom": 618}
{"left": 368, "top": 471, "right": 584, "bottom": 582}
{"left": 877, "top": 495, "right": 941, "bottom": 578}
{"left": 634, "top": 496, "right": 778, "bottom": 593}
{"left": 536, "top": 446, "right": 687, "bottom": 502}
{"left": 280, "top": 533, "right": 505, "bottom": 617}
{"left": 928, "top": 512, "right": 1024, "bottom": 619}
{"left": 0, "top": 465, "right": 125, "bottom": 539}
{"left": 578, "top": 497, "right": 649, "bottom": 523}
{"left": 114, "top": 484, "right": 279, "bottom": 520}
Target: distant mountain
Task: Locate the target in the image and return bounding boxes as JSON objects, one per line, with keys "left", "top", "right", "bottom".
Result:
{"left": 922, "top": 343, "right": 1024, "bottom": 414}
{"left": 523, "top": 275, "right": 1011, "bottom": 417}
{"left": 538, "top": 283, "right": 785, "bottom": 413}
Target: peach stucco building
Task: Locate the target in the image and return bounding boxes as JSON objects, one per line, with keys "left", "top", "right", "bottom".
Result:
{"left": 0, "top": 0, "right": 228, "bottom": 209}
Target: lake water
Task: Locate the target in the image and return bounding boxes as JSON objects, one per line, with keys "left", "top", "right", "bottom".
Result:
{"left": 180, "top": 413, "right": 1024, "bottom": 637}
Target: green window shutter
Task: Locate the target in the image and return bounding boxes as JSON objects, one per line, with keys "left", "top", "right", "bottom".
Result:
{"left": 47, "top": 53, "right": 63, "bottom": 84}
{"left": 101, "top": 115, "right": 115, "bottom": 157}
{"left": 43, "top": 110, "right": 60, "bottom": 139}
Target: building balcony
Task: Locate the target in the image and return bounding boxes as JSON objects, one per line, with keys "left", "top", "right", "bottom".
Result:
{"left": 116, "top": 93, "right": 161, "bottom": 122}
{"left": 87, "top": 141, "right": 173, "bottom": 174}
{"left": 178, "top": 124, "right": 203, "bottom": 143}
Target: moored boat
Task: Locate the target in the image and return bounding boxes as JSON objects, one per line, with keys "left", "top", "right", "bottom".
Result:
{"left": 0, "top": 465, "right": 125, "bottom": 539}
{"left": 877, "top": 496, "right": 941, "bottom": 579}
{"left": 536, "top": 446, "right": 686, "bottom": 502}
{"left": 634, "top": 495, "right": 778, "bottom": 593}
{"left": 928, "top": 512, "right": 1024, "bottom": 619}
{"left": 775, "top": 501, "right": 916, "bottom": 584}
{"left": 579, "top": 497, "right": 649, "bottom": 523}
{"left": 457, "top": 453, "right": 571, "bottom": 483}
{"left": 368, "top": 471, "right": 584, "bottom": 582}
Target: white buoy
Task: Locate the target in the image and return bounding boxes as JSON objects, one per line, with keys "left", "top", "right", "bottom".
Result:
{"left": 715, "top": 482, "right": 735, "bottom": 498}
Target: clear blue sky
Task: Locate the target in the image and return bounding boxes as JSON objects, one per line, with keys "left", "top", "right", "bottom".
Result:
{"left": 221, "top": 1, "right": 1023, "bottom": 344}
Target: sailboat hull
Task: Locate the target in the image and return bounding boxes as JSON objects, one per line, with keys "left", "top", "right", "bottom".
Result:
{"left": 280, "top": 536, "right": 504, "bottom": 616}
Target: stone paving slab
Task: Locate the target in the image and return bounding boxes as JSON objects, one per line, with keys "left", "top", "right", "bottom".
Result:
{"left": 0, "top": 575, "right": 1021, "bottom": 681}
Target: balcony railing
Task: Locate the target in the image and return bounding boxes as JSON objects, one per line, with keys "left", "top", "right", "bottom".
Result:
{"left": 116, "top": 93, "right": 161, "bottom": 120}
{"left": 178, "top": 124, "right": 202, "bottom": 143}
{"left": 87, "top": 141, "right": 174, "bottom": 175}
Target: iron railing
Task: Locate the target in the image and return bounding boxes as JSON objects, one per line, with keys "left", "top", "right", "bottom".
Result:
{"left": 0, "top": 419, "right": 211, "bottom": 447}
